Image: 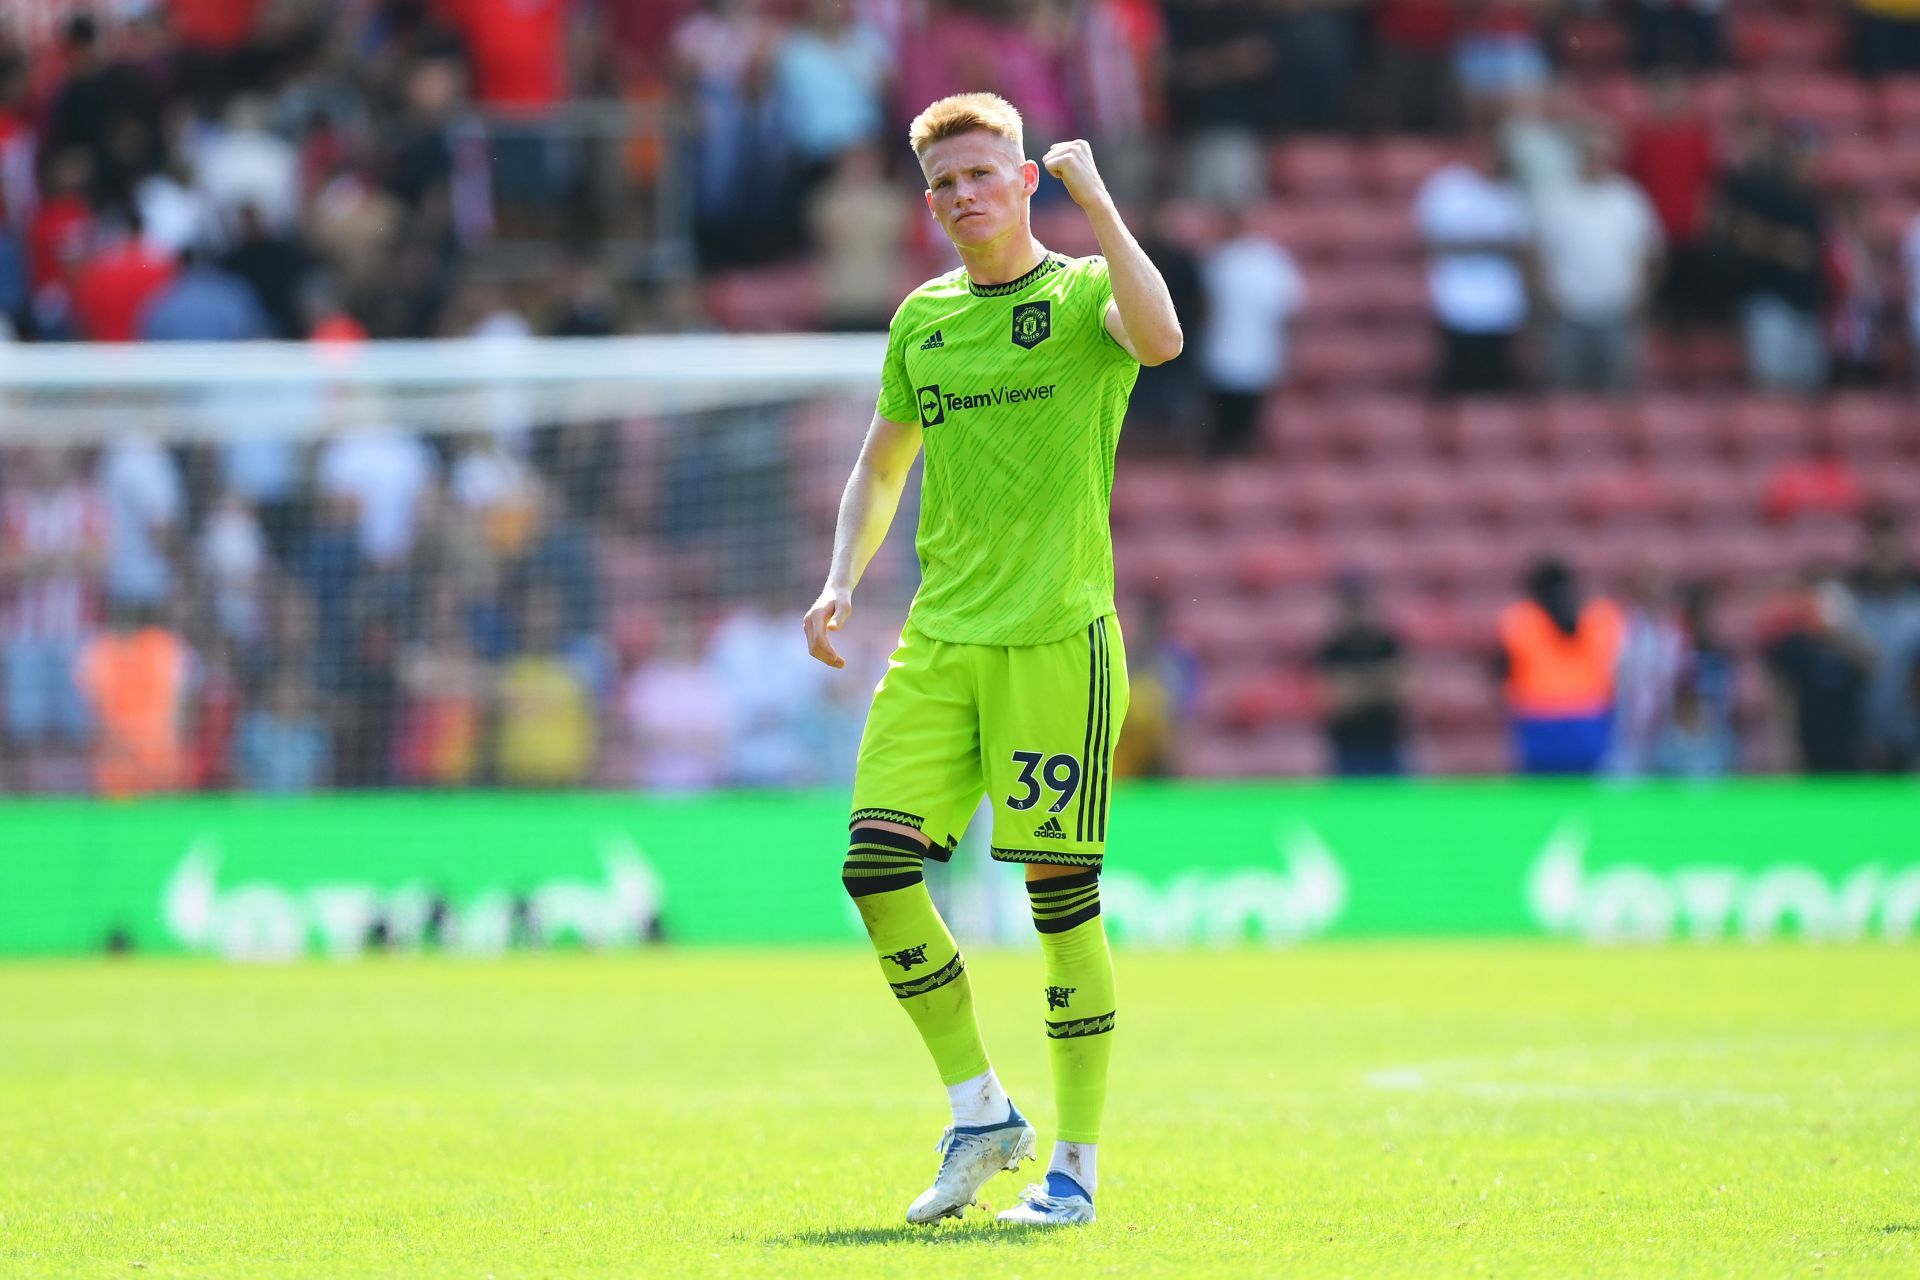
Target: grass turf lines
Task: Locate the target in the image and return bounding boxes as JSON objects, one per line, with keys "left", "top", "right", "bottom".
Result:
{"left": 3, "top": 944, "right": 1916, "bottom": 1278}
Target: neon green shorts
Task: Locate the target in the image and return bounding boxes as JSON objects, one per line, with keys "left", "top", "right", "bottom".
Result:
{"left": 850, "top": 614, "right": 1129, "bottom": 867}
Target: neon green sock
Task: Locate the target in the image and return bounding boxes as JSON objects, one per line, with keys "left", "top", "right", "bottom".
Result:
{"left": 1028, "top": 871, "right": 1115, "bottom": 1144}
{"left": 844, "top": 827, "right": 991, "bottom": 1086}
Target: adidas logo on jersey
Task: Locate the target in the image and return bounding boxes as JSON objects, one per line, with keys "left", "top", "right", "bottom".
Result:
{"left": 919, "top": 330, "right": 944, "bottom": 350}
{"left": 1035, "top": 816, "right": 1067, "bottom": 840}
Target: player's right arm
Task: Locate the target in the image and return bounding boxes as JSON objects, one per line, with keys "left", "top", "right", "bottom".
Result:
{"left": 803, "top": 411, "right": 922, "bottom": 669}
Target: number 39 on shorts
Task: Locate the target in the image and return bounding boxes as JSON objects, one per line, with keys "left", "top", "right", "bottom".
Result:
{"left": 1005, "top": 750, "right": 1082, "bottom": 813}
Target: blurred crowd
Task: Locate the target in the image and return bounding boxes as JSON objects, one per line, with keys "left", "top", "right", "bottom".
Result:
{"left": 1, "top": 0, "right": 1918, "bottom": 794}
{"left": 0, "top": 419, "right": 899, "bottom": 796}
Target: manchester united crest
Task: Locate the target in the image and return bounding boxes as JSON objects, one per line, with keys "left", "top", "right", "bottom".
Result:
{"left": 1010, "top": 301, "right": 1051, "bottom": 350}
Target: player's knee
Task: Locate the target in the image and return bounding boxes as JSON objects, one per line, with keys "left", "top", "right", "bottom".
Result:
{"left": 843, "top": 824, "right": 930, "bottom": 899}
{"left": 1025, "top": 867, "right": 1101, "bottom": 934}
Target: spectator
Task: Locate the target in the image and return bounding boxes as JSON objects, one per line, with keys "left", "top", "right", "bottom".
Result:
{"left": 395, "top": 585, "right": 489, "bottom": 786}
{"left": 192, "top": 96, "right": 301, "bottom": 241}
{"left": 1653, "top": 580, "right": 1738, "bottom": 778}
{"left": 46, "top": 13, "right": 158, "bottom": 210}
{"left": 197, "top": 492, "right": 269, "bottom": 648}
{"left": 1634, "top": 0, "right": 1726, "bottom": 72}
{"left": 316, "top": 423, "right": 438, "bottom": 569}
{"left": 1606, "top": 563, "right": 1687, "bottom": 777}
{"left": 1764, "top": 571, "right": 1872, "bottom": 773}
{"left": 234, "top": 669, "right": 331, "bottom": 795}
{"left": 774, "top": 0, "right": 893, "bottom": 190}
{"left": 1905, "top": 210, "right": 1920, "bottom": 379}
{"left": 440, "top": 0, "right": 570, "bottom": 114}
{"left": 1534, "top": 126, "right": 1664, "bottom": 393}
{"left": 1196, "top": 204, "right": 1305, "bottom": 457}
{"left": 1763, "top": 431, "right": 1863, "bottom": 524}
{"left": 1826, "top": 192, "right": 1890, "bottom": 388}
{"left": 1315, "top": 574, "right": 1411, "bottom": 777}
{"left": 1162, "top": 0, "right": 1275, "bottom": 204}
{"left": 1854, "top": 0, "right": 1920, "bottom": 77}
{"left": 137, "top": 248, "right": 272, "bottom": 341}
{"left": 221, "top": 202, "right": 315, "bottom": 339}
{"left": 1371, "top": 0, "right": 1461, "bottom": 134}
{"left": 71, "top": 215, "right": 177, "bottom": 342}
{"left": 708, "top": 596, "right": 828, "bottom": 786}
{"left": 98, "top": 432, "right": 184, "bottom": 609}
{"left": 1715, "top": 124, "right": 1828, "bottom": 394}
{"left": 1, "top": 447, "right": 106, "bottom": 780}
{"left": 620, "top": 618, "right": 731, "bottom": 790}
{"left": 1114, "top": 594, "right": 1201, "bottom": 778}
{"left": 494, "top": 585, "right": 595, "bottom": 787}
{"left": 1126, "top": 203, "right": 1208, "bottom": 453}
{"left": 1066, "top": 0, "right": 1167, "bottom": 204}
{"left": 1625, "top": 75, "right": 1719, "bottom": 328}
{"left": 26, "top": 148, "right": 96, "bottom": 340}
{"left": 1845, "top": 507, "right": 1920, "bottom": 770}
{"left": 76, "top": 602, "right": 193, "bottom": 798}
{"left": 1274, "top": 0, "right": 1363, "bottom": 133}
{"left": 806, "top": 143, "right": 909, "bottom": 332}
{"left": 673, "top": 0, "right": 785, "bottom": 268}
{"left": 1415, "top": 136, "right": 1533, "bottom": 394}
{"left": 1501, "top": 81, "right": 1585, "bottom": 201}
{"left": 1452, "top": 0, "right": 1552, "bottom": 124}
{"left": 1496, "top": 558, "right": 1624, "bottom": 775}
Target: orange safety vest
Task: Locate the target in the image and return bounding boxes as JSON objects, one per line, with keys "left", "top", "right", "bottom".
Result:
{"left": 1499, "top": 597, "right": 1623, "bottom": 719}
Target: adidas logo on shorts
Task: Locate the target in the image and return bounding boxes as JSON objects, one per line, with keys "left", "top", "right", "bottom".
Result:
{"left": 919, "top": 330, "right": 944, "bottom": 350}
{"left": 1035, "top": 816, "right": 1066, "bottom": 840}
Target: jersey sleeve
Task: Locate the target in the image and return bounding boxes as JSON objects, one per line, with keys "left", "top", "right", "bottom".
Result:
{"left": 1080, "top": 256, "right": 1136, "bottom": 363}
{"left": 875, "top": 299, "right": 918, "bottom": 425}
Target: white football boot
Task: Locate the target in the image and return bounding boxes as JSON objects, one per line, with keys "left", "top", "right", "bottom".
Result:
{"left": 997, "top": 1171, "right": 1096, "bottom": 1226}
{"left": 904, "top": 1105, "right": 1037, "bottom": 1224}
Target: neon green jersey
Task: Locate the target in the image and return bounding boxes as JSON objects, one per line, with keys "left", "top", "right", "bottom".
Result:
{"left": 876, "top": 252, "right": 1140, "bottom": 646}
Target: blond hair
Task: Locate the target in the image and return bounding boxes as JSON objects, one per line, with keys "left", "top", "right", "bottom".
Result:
{"left": 908, "top": 92, "right": 1024, "bottom": 158}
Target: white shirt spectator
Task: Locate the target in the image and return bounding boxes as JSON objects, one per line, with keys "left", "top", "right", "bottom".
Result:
{"left": 318, "top": 427, "right": 437, "bottom": 566}
{"left": 99, "top": 436, "right": 183, "bottom": 605}
{"left": 199, "top": 496, "right": 268, "bottom": 643}
{"left": 1416, "top": 163, "right": 1534, "bottom": 334}
{"left": 191, "top": 108, "right": 300, "bottom": 240}
{"left": 1534, "top": 174, "right": 1664, "bottom": 323}
{"left": 1198, "top": 232, "right": 1306, "bottom": 392}
{"left": 707, "top": 603, "right": 829, "bottom": 786}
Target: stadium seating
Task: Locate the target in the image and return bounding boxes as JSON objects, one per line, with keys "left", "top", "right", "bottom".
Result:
{"left": 1111, "top": 391, "right": 1918, "bottom": 776}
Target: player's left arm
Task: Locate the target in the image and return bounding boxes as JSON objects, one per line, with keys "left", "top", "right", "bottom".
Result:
{"left": 1041, "top": 139, "right": 1184, "bottom": 367}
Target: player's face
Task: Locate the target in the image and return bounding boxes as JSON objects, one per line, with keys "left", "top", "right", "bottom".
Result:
{"left": 920, "top": 132, "right": 1036, "bottom": 249}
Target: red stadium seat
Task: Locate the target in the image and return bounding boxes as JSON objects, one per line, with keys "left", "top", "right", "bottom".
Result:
{"left": 1111, "top": 469, "right": 1201, "bottom": 533}
{"left": 1731, "top": 13, "right": 1848, "bottom": 70}
{"left": 1760, "top": 75, "right": 1873, "bottom": 137}
{"left": 1290, "top": 328, "right": 1431, "bottom": 392}
{"left": 1540, "top": 397, "right": 1630, "bottom": 466}
{"left": 1633, "top": 395, "right": 1727, "bottom": 460}
{"left": 1234, "top": 537, "right": 1333, "bottom": 593}
{"left": 1363, "top": 138, "right": 1472, "bottom": 198}
{"left": 1442, "top": 399, "right": 1540, "bottom": 460}
{"left": 1272, "top": 138, "right": 1363, "bottom": 198}
{"left": 1197, "top": 465, "right": 1291, "bottom": 533}
{"left": 1726, "top": 398, "right": 1814, "bottom": 464}
{"left": 1875, "top": 76, "right": 1920, "bottom": 131}
{"left": 1821, "top": 395, "right": 1911, "bottom": 463}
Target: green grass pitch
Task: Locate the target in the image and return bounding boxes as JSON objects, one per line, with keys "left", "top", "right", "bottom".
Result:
{"left": 3, "top": 944, "right": 1916, "bottom": 1278}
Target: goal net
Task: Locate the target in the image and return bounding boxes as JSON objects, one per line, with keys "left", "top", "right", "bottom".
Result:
{"left": 0, "top": 335, "right": 922, "bottom": 797}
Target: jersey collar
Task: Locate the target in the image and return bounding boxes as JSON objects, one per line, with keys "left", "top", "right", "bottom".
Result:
{"left": 966, "top": 253, "right": 1066, "bottom": 298}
